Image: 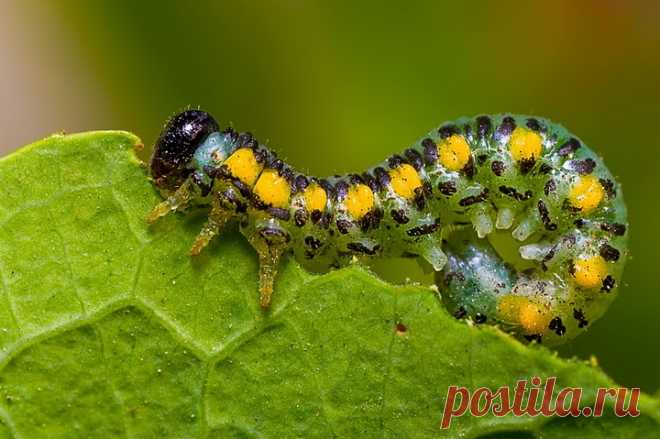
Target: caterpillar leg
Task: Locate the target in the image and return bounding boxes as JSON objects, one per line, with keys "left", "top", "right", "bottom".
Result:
{"left": 247, "top": 229, "right": 289, "bottom": 308}
{"left": 147, "top": 178, "right": 196, "bottom": 223}
{"left": 189, "top": 197, "right": 232, "bottom": 255}
{"left": 410, "top": 234, "right": 447, "bottom": 271}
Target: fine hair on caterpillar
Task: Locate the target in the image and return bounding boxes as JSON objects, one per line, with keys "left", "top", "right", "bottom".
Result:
{"left": 148, "top": 110, "right": 628, "bottom": 346}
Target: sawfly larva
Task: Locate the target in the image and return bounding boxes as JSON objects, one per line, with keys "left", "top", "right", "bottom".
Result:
{"left": 148, "top": 110, "right": 628, "bottom": 345}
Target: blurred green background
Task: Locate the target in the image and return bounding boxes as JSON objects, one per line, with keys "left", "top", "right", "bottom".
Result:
{"left": 2, "top": 1, "right": 658, "bottom": 392}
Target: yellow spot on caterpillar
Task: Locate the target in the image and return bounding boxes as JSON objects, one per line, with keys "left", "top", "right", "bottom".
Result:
{"left": 389, "top": 164, "right": 423, "bottom": 199}
{"left": 224, "top": 148, "right": 263, "bottom": 186}
{"left": 573, "top": 255, "right": 607, "bottom": 289}
{"left": 438, "top": 135, "right": 471, "bottom": 171}
{"left": 345, "top": 184, "right": 374, "bottom": 219}
{"left": 569, "top": 175, "right": 604, "bottom": 212}
{"left": 253, "top": 169, "right": 290, "bottom": 208}
{"left": 498, "top": 296, "right": 550, "bottom": 334}
{"left": 509, "top": 127, "right": 542, "bottom": 161}
{"left": 519, "top": 302, "right": 550, "bottom": 334}
{"left": 303, "top": 183, "right": 327, "bottom": 212}
{"left": 497, "top": 295, "right": 524, "bottom": 322}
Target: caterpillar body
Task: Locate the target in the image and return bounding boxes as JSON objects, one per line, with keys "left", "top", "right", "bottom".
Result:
{"left": 148, "top": 110, "right": 628, "bottom": 345}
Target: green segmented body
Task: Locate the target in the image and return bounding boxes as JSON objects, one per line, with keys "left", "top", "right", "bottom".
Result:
{"left": 149, "top": 112, "right": 628, "bottom": 345}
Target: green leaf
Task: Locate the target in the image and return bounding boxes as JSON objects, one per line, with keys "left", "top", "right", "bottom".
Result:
{"left": 0, "top": 132, "right": 658, "bottom": 438}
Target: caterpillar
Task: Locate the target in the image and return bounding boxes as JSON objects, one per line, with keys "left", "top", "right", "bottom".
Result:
{"left": 148, "top": 110, "right": 628, "bottom": 345}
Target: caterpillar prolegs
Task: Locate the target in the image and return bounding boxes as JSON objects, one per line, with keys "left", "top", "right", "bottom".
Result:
{"left": 148, "top": 110, "right": 628, "bottom": 345}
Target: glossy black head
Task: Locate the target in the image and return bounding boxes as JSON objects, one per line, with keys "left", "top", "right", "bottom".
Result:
{"left": 150, "top": 110, "right": 219, "bottom": 190}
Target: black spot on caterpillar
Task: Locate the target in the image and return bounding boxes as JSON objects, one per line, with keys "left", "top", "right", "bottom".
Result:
{"left": 548, "top": 317, "right": 567, "bottom": 336}
{"left": 491, "top": 160, "right": 505, "bottom": 176}
{"left": 148, "top": 111, "right": 628, "bottom": 346}
{"left": 499, "top": 186, "right": 532, "bottom": 202}
{"left": 573, "top": 308, "right": 589, "bottom": 328}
